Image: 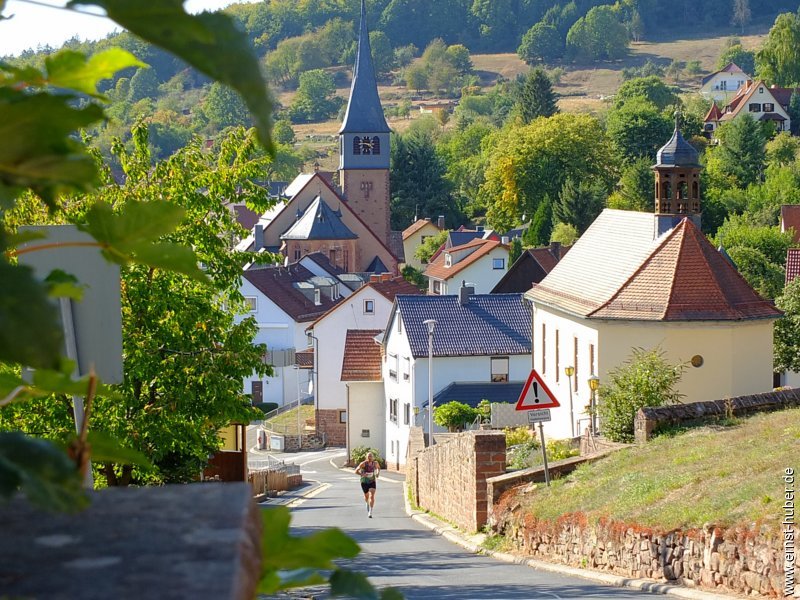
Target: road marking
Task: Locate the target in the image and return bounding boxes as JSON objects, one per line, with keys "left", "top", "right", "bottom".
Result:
{"left": 297, "top": 452, "right": 346, "bottom": 466}
{"left": 287, "top": 482, "right": 330, "bottom": 507}
{"left": 372, "top": 565, "right": 391, "bottom": 572}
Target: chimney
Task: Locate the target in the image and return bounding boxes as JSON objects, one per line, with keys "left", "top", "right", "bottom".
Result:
{"left": 381, "top": 273, "right": 391, "bottom": 282}
{"left": 437, "top": 215, "right": 445, "bottom": 229}
{"left": 459, "top": 280, "right": 475, "bottom": 305}
{"left": 370, "top": 274, "right": 380, "bottom": 283}
{"left": 501, "top": 236, "right": 510, "bottom": 245}
{"left": 550, "top": 241, "right": 561, "bottom": 260}
{"left": 254, "top": 224, "right": 264, "bottom": 252}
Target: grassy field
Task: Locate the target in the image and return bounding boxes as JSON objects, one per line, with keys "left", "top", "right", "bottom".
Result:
{"left": 516, "top": 408, "right": 800, "bottom": 530}
{"left": 264, "top": 405, "right": 316, "bottom": 435}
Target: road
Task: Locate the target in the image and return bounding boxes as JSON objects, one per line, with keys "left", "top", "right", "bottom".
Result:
{"left": 262, "top": 449, "right": 665, "bottom": 599}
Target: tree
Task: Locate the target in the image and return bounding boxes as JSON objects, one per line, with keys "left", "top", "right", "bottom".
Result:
{"left": 731, "top": 0, "right": 751, "bottom": 33}
{"left": 404, "top": 65, "right": 428, "bottom": 93}
{"left": 726, "top": 246, "right": 785, "bottom": 299}
{"left": 128, "top": 66, "right": 159, "bottom": 102}
{"left": 517, "top": 22, "right": 563, "bottom": 64}
{"left": 605, "top": 97, "right": 673, "bottom": 162}
{"left": 712, "top": 115, "right": 766, "bottom": 188}
{"left": 394, "top": 44, "right": 418, "bottom": 68}
{"left": 717, "top": 41, "right": 756, "bottom": 76}
{"left": 789, "top": 91, "right": 800, "bottom": 135}
{"left": 665, "top": 60, "right": 684, "bottom": 83}
{"left": 713, "top": 214, "right": 794, "bottom": 266}
{"left": 766, "top": 131, "right": 800, "bottom": 166}
{"left": 607, "top": 157, "right": 654, "bottom": 212}
{"left": 549, "top": 222, "right": 578, "bottom": 245}
{"left": 597, "top": 347, "right": 685, "bottom": 443}
{"left": 614, "top": 76, "right": 679, "bottom": 111}
{"left": 369, "top": 30, "right": 395, "bottom": 77}
{"left": 288, "top": 69, "right": 343, "bottom": 123}
{"left": 626, "top": 10, "right": 644, "bottom": 43}
{"left": 203, "top": 81, "right": 251, "bottom": 129}
{"left": 566, "top": 5, "right": 629, "bottom": 61}
{"left": 756, "top": 12, "right": 800, "bottom": 86}
{"left": 445, "top": 44, "right": 473, "bottom": 74}
{"left": 774, "top": 278, "right": 800, "bottom": 373}
{"left": 273, "top": 120, "right": 296, "bottom": 145}
{"left": 516, "top": 68, "right": 559, "bottom": 124}
{"left": 390, "top": 132, "right": 457, "bottom": 230}
{"left": 685, "top": 60, "right": 702, "bottom": 77}
{"left": 554, "top": 178, "right": 607, "bottom": 234}
{"left": 524, "top": 196, "right": 553, "bottom": 246}
{"left": 414, "top": 229, "right": 449, "bottom": 264}
{"left": 434, "top": 401, "right": 478, "bottom": 431}
{"left": 508, "top": 237, "right": 523, "bottom": 265}
{"left": 481, "top": 113, "right": 617, "bottom": 231}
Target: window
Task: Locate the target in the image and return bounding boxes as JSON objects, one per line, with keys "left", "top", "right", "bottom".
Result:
{"left": 445, "top": 254, "right": 452, "bottom": 267}
{"left": 719, "top": 80, "right": 727, "bottom": 91}
{"left": 353, "top": 136, "right": 361, "bottom": 155}
{"left": 244, "top": 296, "right": 257, "bottom": 312}
{"left": 555, "top": 329, "right": 560, "bottom": 382}
{"left": 294, "top": 248, "right": 301, "bottom": 261}
{"left": 339, "top": 410, "right": 347, "bottom": 424}
{"left": 389, "top": 398, "right": 398, "bottom": 423}
{"left": 432, "top": 280, "right": 442, "bottom": 295}
{"left": 361, "top": 429, "right": 370, "bottom": 438}
{"left": 372, "top": 136, "right": 381, "bottom": 155}
{"left": 492, "top": 258, "right": 505, "bottom": 270}
{"left": 759, "top": 87, "right": 764, "bottom": 93}
{"left": 678, "top": 181, "right": 688, "bottom": 200}
{"left": 491, "top": 357, "right": 509, "bottom": 382}
{"left": 389, "top": 353, "right": 398, "bottom": 380}
{"left": 397, "top": 313, "right": 402, "bottom": 333}
{"left": 404, "top": 403, "right": 410, "bottom": 425}
{"left": 364, "top": 299, "right": 375, "bottom": 314}
{"left": 749, "top": 103, "right": 762, "bottom": 112}
{"left": 314, "top": 289, "right": 321, "bottom": 306}
{"left": 403, "top": 357, "right": 411, "bottom": 381}
{"left": 763, "top": 102, "right": 774, "bottom": 112}
{"left": 541, "top": 324, "right": 546, "bottom": 374}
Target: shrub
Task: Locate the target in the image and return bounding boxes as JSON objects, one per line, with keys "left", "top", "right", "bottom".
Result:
{"left": 254, "top": 402, "right": 279, "bottom": 415}
{"left": 434, "top": 401, "right": 478, "bottom": 431}
{"left": 504, "top": 426, "right": 536, "bottom": 446}
{"left": 546, "top": 439, "right": 579, "bottom": 461}
{"left": 351, "top": 446, "right": 386, "bottom": 468}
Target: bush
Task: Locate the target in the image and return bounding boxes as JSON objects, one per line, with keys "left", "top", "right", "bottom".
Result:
{"left": 504, "top": 426, "right": 536, "bottom": 446}
{"left": 254, "top": 402, "right": 279, "bottom": 415}
{"left": 433, "top": 401, "right": 478, "bottom": 431}
{"left": 507, "top": 439, "right": 540, "bottom": 470}
{"left": 545, "top": 439, "right": 579, "bottom": 461}
{"left": 351, "top": 446, "right": 386, "bottom": 468}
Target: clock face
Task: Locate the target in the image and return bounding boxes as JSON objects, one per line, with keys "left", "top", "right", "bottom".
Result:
{"left": 359, "top": 138, "right": 373, "bottom": 153}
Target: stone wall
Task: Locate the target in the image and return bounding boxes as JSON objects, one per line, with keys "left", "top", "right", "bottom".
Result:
{"left": 316, "top": 409, "right": 346, "bottom": 447}
{"left": 493, "top": 492, "right": 795, "bottom": 598}
{"left": 406, "top": 427, "right": 505, "bottom": 533}
{"left": 635, "top": 388, "right": 800, "bottom": 442}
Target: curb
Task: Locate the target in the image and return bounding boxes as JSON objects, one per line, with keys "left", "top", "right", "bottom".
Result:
{"left": 401, "top": 483, "right": 737, "bottom": 600}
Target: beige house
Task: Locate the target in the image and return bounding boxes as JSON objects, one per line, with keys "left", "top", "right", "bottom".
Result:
{"left": 401, "top": 217, "right": 443, "bottom": 270}
{"left": 704, "top": 79, "right": 793, "bottom": 134}
{"left": 526, "top": 126, "right": 781, "bottom": 440}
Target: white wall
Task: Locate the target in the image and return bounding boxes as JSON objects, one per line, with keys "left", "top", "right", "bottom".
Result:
{"left": 346, "top": 381, "right": 385, "bottom": 462}
{"left": 437, "top": 246, "right": 510, "bottom": 294}
{"left": 700, "top": 73, "right": 748, "bottom": 102}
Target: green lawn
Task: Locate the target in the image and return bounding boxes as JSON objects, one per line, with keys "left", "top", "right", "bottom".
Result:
{"left": 519, "top": 408, "right": 800, "bottom": 530}
{"left": 264, "top": 405, "right": 316, "bottom": 435}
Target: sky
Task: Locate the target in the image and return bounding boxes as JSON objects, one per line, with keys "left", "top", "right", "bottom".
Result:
{"left": 0, "top": 0, "right": 243, "bottom": 57}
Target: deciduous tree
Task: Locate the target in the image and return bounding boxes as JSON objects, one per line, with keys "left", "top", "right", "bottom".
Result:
{"left": 756, "top": 11, "right": 800, "bottom": 86}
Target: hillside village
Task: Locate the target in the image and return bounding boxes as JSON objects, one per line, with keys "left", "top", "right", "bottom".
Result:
{"left": 1, "top": 0, "right": 800, "bottom": 598}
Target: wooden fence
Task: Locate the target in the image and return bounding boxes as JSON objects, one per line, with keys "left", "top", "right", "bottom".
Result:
{"left": 249, "top": 469, "right": 302, "bottom": 497}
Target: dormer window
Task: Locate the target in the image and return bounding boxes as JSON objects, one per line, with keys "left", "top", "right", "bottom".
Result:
{"left": 314, "top": 289, "right": 321, "bottom": 306}
{"left": 445, "top": 254, "right": 452, "bottom": 267}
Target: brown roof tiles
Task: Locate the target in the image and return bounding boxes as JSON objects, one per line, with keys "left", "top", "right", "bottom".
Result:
{"left": 341, "top": 329, "right": 383, "bottom": 381}
{"left": 424, "top": 238, "right": 504, "bottom": 281}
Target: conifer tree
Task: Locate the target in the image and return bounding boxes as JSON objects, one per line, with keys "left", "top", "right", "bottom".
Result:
{"left": 554, "top": 178, "right": 606, "bottom": 234}
{"left": 517, "top": 68, "right": 559, "bottom": 124}
{"left": 525, "top": 196, "right": 553, "bottom": 246}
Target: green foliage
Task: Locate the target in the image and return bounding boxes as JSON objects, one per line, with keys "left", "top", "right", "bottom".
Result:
{"left": 554, "top": 178, "right": 606, "bottom": 234}
{"left": 546, "top": 439, "right": 579, "bottom": 461}
{"left": 718, "top": 41, "right": 755, "bottom": 76}
{"left": 254, "top": 402, "right": 280, "bottom": 415}
{"left": 128, "top": 66, "right": 159, "bottom": 102}
{"left": 350, "top": 446, "right": 385, "bottom": 468}
{"left": 621, "top": 60, "right": 664, "bottom": 81}
{"left": 508, "top": 237, "right": 523, "bottom": 265}
{"left": 756, "top": 11, "right": 800, "bottom": 86}
{"left": 713, "top": 213, "right": 793, "bottom": 266}
{"left": 289, "top": 69, "right": 343, "bottom": 123}
{"left": 710, "top": 115, "right": 766, "bottom": 189}
{"left": 203, "top": 81, "right": 251, "bottom": 129}
{"left": 607, "top": 157, "right": 654, "bottom": 212}
{"left": 504, "top": 426, "right": 536, "bottom": 447}
{"left": 369, "top": 30, "right": 396, "bottom": 77}
{"left": 566, "top": 5, "right": 628, "bottom": 61}
{"left": 401, "top": 265, "right": 428, "bottom": 290}
{"left": 549, "top": 222, "right": 578, "bottom": 246}
{"left": 518, "top": 22, "right": 563, "bottom": 64}
{"left": 774, "top": 278, "right": 800, "bottom": 372}
{"left": 597, "top": 347, "right": 685, "bottom": 443}
{"left": 790, "top": 91, "right": 800, "bottom": 136}
{"left": 272, "top": 120, "right": 296, "bottom": 145}
{"left": 516, "top": 68, "right": 559, "bottom": 124}
{"left": 433, "top": 401, "right": 478, "bottom": 431}
{"left": 525, "top": 196, "right": 553, "bottom": 246}
{"left": 614, "top": 76, "right": 679, "bottom": 111}
{"left": 414, "top": 229, "right": 448, "bottom": 264}
{"left": 726, "top": 245, "right": 785, "bottom": 299}
{"left": 605, "top": 97, "right": 673, "bottom": 162}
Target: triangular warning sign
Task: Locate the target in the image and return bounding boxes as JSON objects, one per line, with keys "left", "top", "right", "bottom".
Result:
{"left": 516, "top": 369, "right": 560, "bottom": 411}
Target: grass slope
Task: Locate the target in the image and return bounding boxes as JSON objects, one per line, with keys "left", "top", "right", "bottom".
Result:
{"left": 520, "top": 408, "right": 800, "bottom": 530}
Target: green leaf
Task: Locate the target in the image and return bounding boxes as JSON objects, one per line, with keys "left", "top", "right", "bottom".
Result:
{"left": 329, "top": 569, "right": 393, "bottom": 600}
{"left": 129, "top": 242, "right": 207, "bottom": 282}
{"left": 0, "top": 432, "right": 86, "bottom": 512}
{"left": 0, "top": 261, "right": 63, "bottom": 369}
{"left": 45, "top": 269, "right": 85, "bottom": 301}
{"left": 83, "top": 430, "right": 153, "bottom": 470}
{"left": 45, "top": 48, "right": 146, "bottom": 98}
{"left": 0, "top": 89, "right": 102, "bottom": 208}
{"left": 68, "top": 0, "right": 274, "bottom": 152}
{"left": 7, "top": 229, "right": 47, "bottom": 247}
{"left": 80, "top": 200, "right": 185, "bottom": 253}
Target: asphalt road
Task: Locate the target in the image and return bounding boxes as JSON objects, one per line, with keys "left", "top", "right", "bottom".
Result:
{"left": 263, "top": 449, "right": 665, "bottom": 600}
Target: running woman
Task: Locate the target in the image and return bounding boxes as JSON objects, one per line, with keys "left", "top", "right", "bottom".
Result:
{"left": 355, "top": 452, "right": 380, "bottom": 518}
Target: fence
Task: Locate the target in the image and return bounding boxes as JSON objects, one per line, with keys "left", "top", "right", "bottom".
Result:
{"left": 249, "top": 460, "right": 301, "bottom": 497}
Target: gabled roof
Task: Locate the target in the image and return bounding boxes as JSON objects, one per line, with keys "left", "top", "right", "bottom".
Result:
{"left": 301, "top": 252, "right": 345, "bottom": 276}
{"left": 704, "top": 101, "right": 723, "bottom": 123}
{"left": 402, "top": 218, "right": 439, "bottom": 241}
{"left": 425, "top": 238, "right": 506, "bottom": 281}
{"left": 341, "top": 329, "right": 383, "bottom": 381}
{"left": 280, "top": 196, "right": 358, "bottom": 241}
{"left": 701, "top": 62, "right": 744, "bottom": 86}
{"left": 388, "top": 231, "right": 405, "bottom": 261}
{"left": 231, "top": 204, "right": 259, "bottom": 231}
{"left": 339, "top": 0, "right": 390, "bottom": 135}
{"left": 767, "top": 86, "right": 800, "bottom": 107}
{"left": 786, "top": 248, "right": 800, "bottom": 285}
{"left": 530, "top": 213, "right": 781, "bottom": 321}
{"left": 242, "top": 263, "right": 343, "bottom": 322}
{"left": 365, "top": 255, "right": 389, "bottom": 273}
{"left": 781, "top": 205, "right": 800, "bottom": 243}
{"left": 394, "top": 293, "right": 531, "bottom": 358}
{"left": 425, "top": 381, "right": 525, "bottom": 409}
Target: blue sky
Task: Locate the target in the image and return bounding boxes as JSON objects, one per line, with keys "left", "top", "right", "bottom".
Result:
{"left": 1, "top": 0, "right": 242, "bottom": 57}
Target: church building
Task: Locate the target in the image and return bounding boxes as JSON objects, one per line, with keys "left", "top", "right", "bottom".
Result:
{"left": 241, "top": 0, "right": 402, "bottom": 273}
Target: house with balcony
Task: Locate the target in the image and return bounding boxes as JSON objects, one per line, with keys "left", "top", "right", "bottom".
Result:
{"left": 381, "top": 283, "right": 531, "bottom": 470}
{"left": 699, "top": 62, "right": 748, "bottom": 103}
{"left": 704, "top": 79, "right": 794, "bottom": 134}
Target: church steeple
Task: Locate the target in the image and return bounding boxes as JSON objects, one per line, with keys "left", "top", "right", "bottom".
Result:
{"left": 339, "top": 0, "right": 390, "bottom": 135}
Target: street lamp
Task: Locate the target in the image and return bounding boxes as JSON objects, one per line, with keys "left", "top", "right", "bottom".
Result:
{"left": 423, "top": 318, "right": 437, "bottom": 446}
{"left": 564, "top": 366, "right": 575, "bottom": 437}
{"left": 587, "top": 374, "right": 600, "bottom": 436}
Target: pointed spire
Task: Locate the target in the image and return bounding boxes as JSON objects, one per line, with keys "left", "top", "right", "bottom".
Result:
{"left": 339, "top": 0, "right": 390, "bottom": 134}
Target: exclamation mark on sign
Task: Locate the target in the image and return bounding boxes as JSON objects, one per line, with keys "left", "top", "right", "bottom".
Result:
{"left": 533, "top": 381, "right": 540, "bottom": 403}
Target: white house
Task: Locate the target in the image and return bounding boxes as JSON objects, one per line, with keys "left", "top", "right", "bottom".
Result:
{"left": 381, "top": 284, "right": 532, "bottom": 470}
{"left": 424, "top": 238, "right": 509, "bottom": 295}
{"left": 526, "top": 126, "right": 781, "bottom": 440}
{"left": 704, "top": 79, "right": 793, "bottom": 134}
{"left": 699, "top": 62, "right": 748, "bottom": 103}
{"left": 341, "top": 329, "right": 385, "bottom": 460}
{"left": 236, "top": 255, "right": 349, "bottom": 407}
{"left": 305, "top": 275, "right": 422, "bottom": 447}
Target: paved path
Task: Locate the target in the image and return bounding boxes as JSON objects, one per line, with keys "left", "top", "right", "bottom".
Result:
{"left": 261, "top": 450, "right": 668, "bottom": 599}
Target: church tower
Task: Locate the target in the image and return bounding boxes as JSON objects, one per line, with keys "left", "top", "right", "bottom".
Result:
{"left": 339, "top": 0, "right": 392, "bottom": 245}
{"left": 652, "top": 114, "right": 702, "bottom": 237}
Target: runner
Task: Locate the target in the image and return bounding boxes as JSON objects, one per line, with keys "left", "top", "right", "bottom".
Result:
{"left": 354, "top": 452, "right": 380, "bottom": 518}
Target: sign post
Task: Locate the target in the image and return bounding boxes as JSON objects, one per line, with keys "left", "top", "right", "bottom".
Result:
{"left": 517, "top": 370, "right": 560, "bottom": 486}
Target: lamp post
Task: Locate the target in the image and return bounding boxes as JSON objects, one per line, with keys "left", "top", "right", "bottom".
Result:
{"left": 564, "top": 366, "right": 575, "bottom": 437}
{"left": 423, "top": 318, "right": 437, "bottom": 446}
{"left": 588, "top": 374, "right": 600, "bottom": 436}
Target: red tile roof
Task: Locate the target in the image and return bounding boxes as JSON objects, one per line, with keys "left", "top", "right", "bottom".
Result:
{"left": 424, "top": 238, "right": 504, "bottom": 281}
{"left": 781, "top": 205, "right": 800, "bottom": 243}
{"left": 787, "top": 248, "right": 800, "bottom": 285}
{"left": 591, "top": 219, "right": 781, "bottom": 321}
{"left": 341, "top": 329, "right": 383, "bottom": 381}
{"left": 370, "top": 277, "right": 424, "bottom": 300}
{"left": 704, "top": 101, "right": 723, "bottom": 122}
{"left": 296, "top": 348, "right": 314, "bottom": 369}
